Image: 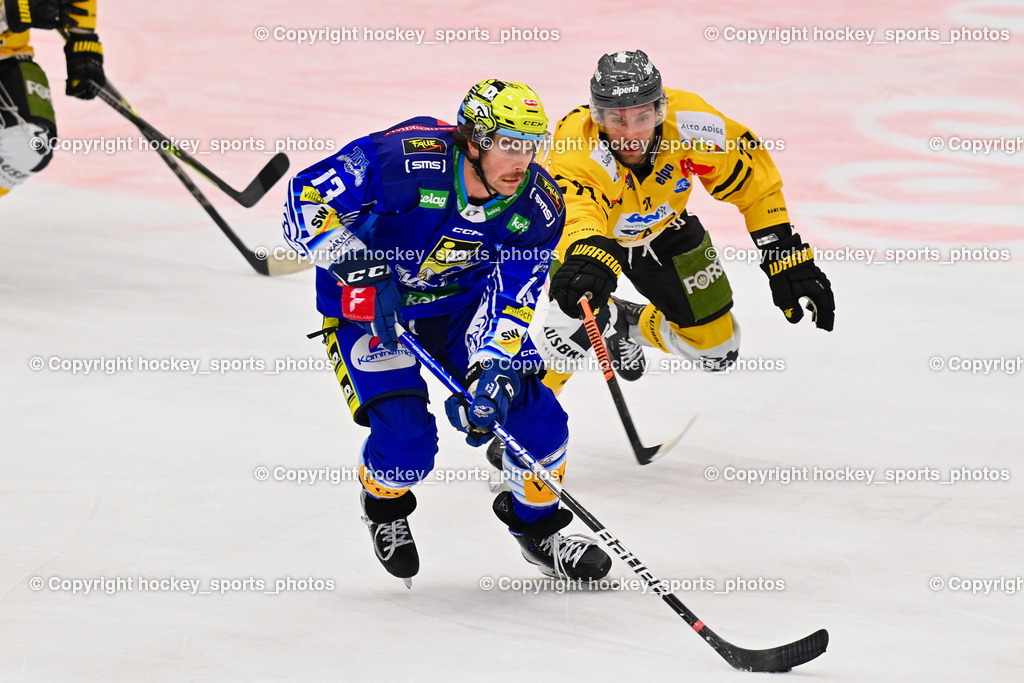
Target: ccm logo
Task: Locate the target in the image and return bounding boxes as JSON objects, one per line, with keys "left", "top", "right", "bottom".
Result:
{"left": 343, "top": 264, "right": 389, "bottom": 283}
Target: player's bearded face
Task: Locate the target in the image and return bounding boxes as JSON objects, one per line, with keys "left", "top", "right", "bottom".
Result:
{"left": 478, "top": 133, "right": 537, "bottom": 195}
{"left": 600, "top": 104, "right": 658, "bottom": 165}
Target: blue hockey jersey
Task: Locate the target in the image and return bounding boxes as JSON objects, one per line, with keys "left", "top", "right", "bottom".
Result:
{"left": 282, "top": 117, "right": 566, "bottom": 365}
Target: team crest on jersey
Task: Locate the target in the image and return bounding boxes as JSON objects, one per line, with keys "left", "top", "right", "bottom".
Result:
{"left": 403, "top": 138, "right": 447, "bottom": 155}
{"left": 416, "top": 237, "right": 483, "bottom": 282}
{"left": 338, "top": 147, "right": 369, "bottom": 186}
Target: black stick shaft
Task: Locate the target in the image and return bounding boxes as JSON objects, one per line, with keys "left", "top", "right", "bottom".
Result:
{"left": 578, "top": 297, "right": 661, "bottom": 464}
{"left": 396, "top": 325, "right": 827, "bottom": 672}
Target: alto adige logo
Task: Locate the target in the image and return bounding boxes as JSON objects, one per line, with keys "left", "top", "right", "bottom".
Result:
{"left": 403, "top": 138, "right": 447, "bottom": 155}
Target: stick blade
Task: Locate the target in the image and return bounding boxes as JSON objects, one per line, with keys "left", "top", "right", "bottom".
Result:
{"left": 238, "top": 153, "right": 291, "bottom": 207}
{"left": 266, "top": 253, "right": 315, "bottom": 276}
{"left": 635, "top": 415, "right": 697, "bottom": 465}
{"left": 715, "top": 628, "right": 829, "bottom": 673}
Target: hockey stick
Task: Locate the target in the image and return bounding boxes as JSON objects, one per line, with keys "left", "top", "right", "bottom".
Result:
{"left": 93, "top": 87, "right": 289, "bottom": 209}
{"left": 59, "top": 30, "right": 289, "bottom": 208}
{"left": 150, "top": 140, "right": 307, "bottom": 276}
{"left": 396, "top": 324, "right": 829, "bottom": 673}
{"left": 100, "top": 83, "right": 309, "bottom": 276}
{"left": 578, "top": 296, "right": 693, "bottom": 465}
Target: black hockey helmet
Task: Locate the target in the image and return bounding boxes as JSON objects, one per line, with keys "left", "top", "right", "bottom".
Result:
{"left": 589, "top": 50, "right": 667, "bottom": 126}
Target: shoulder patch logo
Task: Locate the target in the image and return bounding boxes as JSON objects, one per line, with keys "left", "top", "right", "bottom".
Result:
{"left": 403, "top": 138, "right": 447, "bottom": 155}
{"left": 535, "top": 174, "right": 563, "bottom": 212}
{"left": 300, "top": 186, "right": 325, "bottom": 204}
{"left": 589, "top": 143, "right": 620, "bottom": 183}
{"left": 675, "top": 111, "right": 727, "bottom": 153}
{"left": 337, "top": 147, "right": 369, "bottom": 187}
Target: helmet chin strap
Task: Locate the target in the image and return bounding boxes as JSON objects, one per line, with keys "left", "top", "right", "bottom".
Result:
{"left": 469, "top": 141, "right": 501, "bottom": 199}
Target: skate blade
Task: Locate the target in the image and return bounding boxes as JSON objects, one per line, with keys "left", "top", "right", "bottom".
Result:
{"left": 402, "top": 578, "right": 412, "bottom": 589}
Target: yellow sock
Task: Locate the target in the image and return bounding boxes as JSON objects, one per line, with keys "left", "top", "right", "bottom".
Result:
{"left": 541, "top": 369, "right": 573, "bottom": 397}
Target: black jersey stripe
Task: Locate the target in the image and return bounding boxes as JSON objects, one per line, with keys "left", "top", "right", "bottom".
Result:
{"left": 711, "top": 160, "right": 745, "bottom": 196}
{"left": 719, "top": 167, "right": 753, "bottom": 200}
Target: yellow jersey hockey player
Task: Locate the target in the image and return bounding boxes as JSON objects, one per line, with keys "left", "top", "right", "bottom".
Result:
{"left": 537, "top": 49, "right": 835, "bottom": 390}
{"left": 1, "top": 0, "right": 105, "bottom": 198}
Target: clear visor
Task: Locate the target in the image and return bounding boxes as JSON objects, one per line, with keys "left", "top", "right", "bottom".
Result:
{"left": 591, "top": 93, "right": 668, "bottom": 129}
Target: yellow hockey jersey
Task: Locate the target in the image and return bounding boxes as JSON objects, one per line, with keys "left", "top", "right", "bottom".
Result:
{"left": 545, "top": 88, "right": 790, "bottom": 260}
{"left": 0, "top": 0, "right": 97, "bottom": 59}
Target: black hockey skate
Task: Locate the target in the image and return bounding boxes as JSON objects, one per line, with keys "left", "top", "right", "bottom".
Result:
{"left": 606, "top": 296, "right": 648, "bottom": 382}
{"left": 493, "top": 491, "right": 611, "bottom": 581}
{"left": 361, "top": 490, "right": 419, "bottom": 588}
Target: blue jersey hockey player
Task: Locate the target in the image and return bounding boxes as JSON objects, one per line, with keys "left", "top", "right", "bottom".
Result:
{"left": 282, "top": 80, "right": 612, "bottom": 586}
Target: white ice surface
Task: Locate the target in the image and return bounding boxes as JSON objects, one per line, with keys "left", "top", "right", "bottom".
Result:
{"left": 2, "top": 1, "right": 1023, "bottom": 681}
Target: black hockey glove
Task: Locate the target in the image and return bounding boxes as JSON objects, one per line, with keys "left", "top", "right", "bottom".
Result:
{"left": 550, "top": 235, "right": 624, "bottom": 319}
{"left": 2, "top": 0, "right": 75, "bottom": 31}
{"left": 64, "top": 31, "right": 105, "bottom": 100}
{"left": 757, "top": 231, "right": 835, "bottom": 331}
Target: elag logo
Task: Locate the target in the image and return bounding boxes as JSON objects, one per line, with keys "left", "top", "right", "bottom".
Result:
{"left": 403, "top": 138, "right": 447, "bottom": 155}
{"left": 419, "top": 188, "right": 449, "bottom": 209}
